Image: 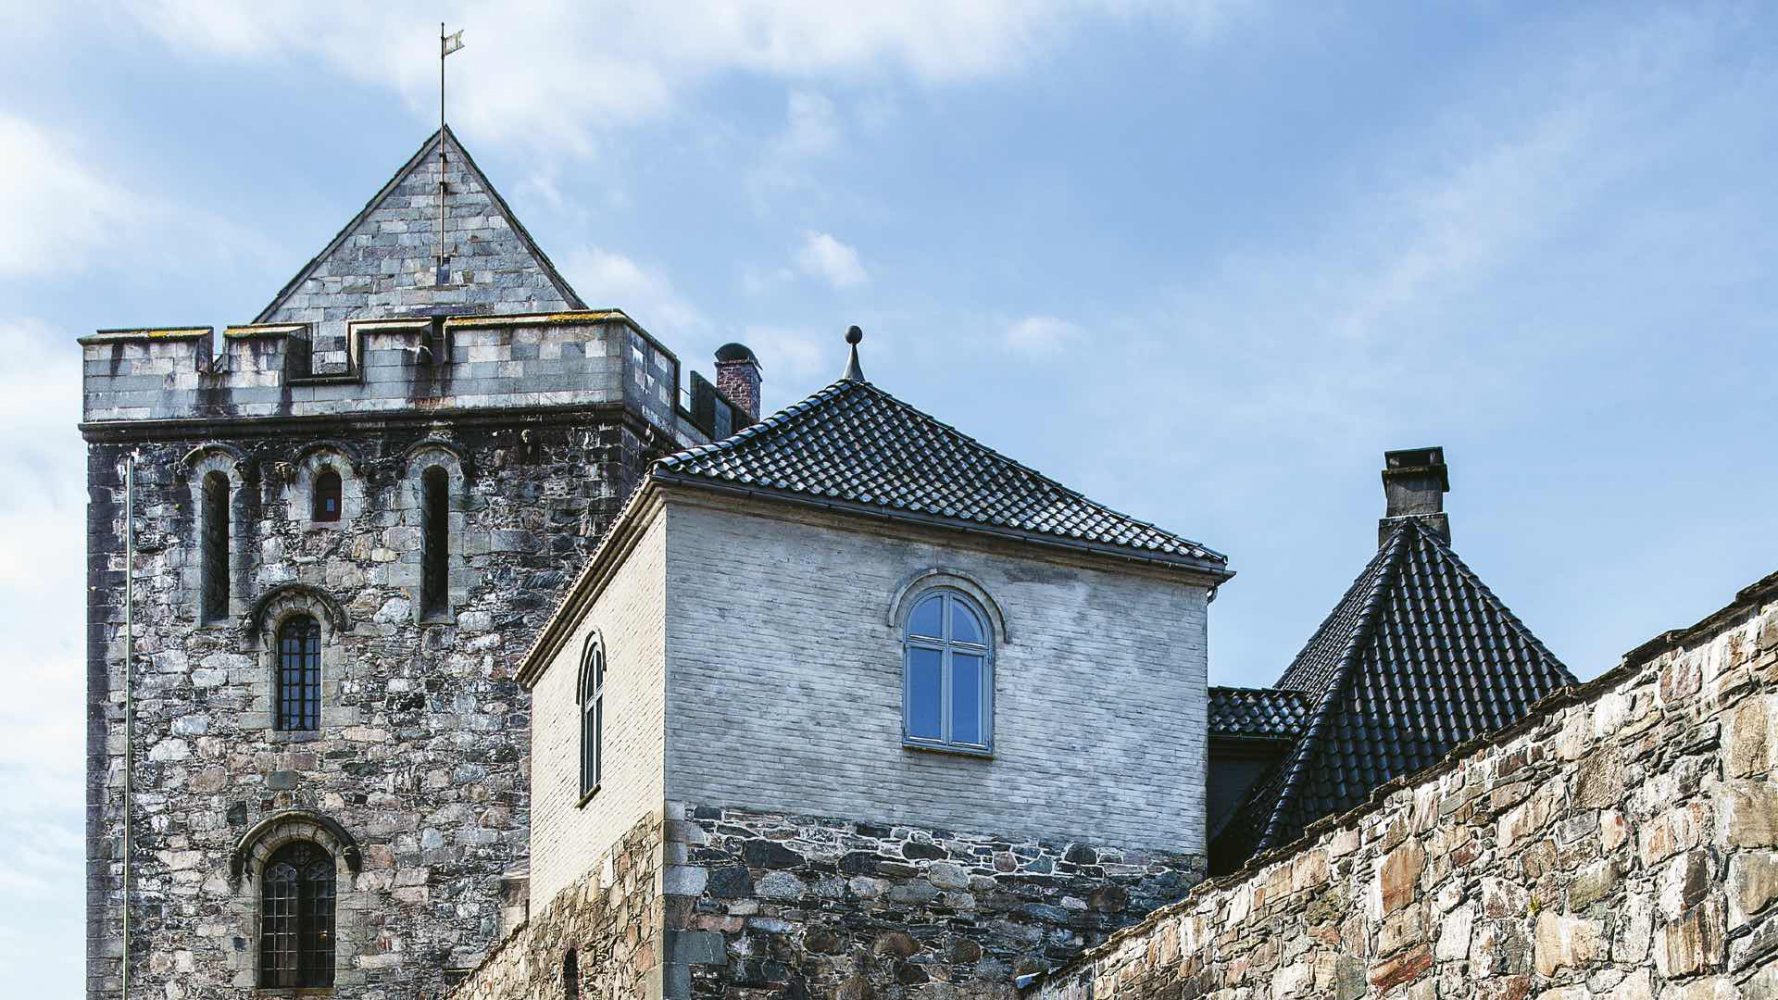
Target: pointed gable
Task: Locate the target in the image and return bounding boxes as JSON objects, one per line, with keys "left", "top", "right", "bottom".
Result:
{"left": 652, "top": 377, "right": 1229, "bottom": 575}
{"left": 256, "top": 127, "right": 584, "bottom": 327}
{"left": 1210, "top": 518, "right": 1575, "bottom": 871}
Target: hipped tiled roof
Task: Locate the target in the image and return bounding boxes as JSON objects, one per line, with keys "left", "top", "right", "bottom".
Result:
{"left": 652, "top": 377, "right": 1227, "bottom": 574}
{"left": 1208, "top": 687, "right": 1310, "bottom": 741}
{"left": 1212, "top": 518, "right": 1574, "bottom": 867}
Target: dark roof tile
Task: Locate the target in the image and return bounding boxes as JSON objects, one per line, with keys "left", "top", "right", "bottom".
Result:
{"left": 653, "top": 378, "right": 1227, "bottom": 572}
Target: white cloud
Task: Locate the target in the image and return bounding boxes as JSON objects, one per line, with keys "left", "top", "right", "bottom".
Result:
{"left": 736, "top": 324, "right": 830, "bottom": 384}
{"left": 127, "top": 1, "right": 1247, "bottom": 154}
{"left": 794, "top": 230, "right": 867, "bottom": 289}
{"left": 0, "top": 115, "right": 135, "bottom": 277}
{"left": 561, "top": 246, "right": 705, "bottom": 332}
{"left": 1003, "top": 315, "right": 1082, "bottom": 357}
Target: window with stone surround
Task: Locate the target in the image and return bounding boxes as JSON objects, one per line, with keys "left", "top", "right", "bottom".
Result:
{"left": 311, "top": 468, "right": 342, "bottom": 522}
{"left": 578, "top": 635, "right": 605, "bottom": 799}
{"left": 420, "top": 465, "right": 450, "bottom": 619}
{"left": 259, "top": 840, "right": 336, "bottom": 989}
{"left": 902, "top": 588, "right": 994, "bottom": 754}
{"left": 199, "top": 470, "right": 231, "bottom": 623}
{"left": 276, "top": 616, "right": 322, "bottom": 731}
{"left": 563, "top": 949, "right": 580, "bottom": 999}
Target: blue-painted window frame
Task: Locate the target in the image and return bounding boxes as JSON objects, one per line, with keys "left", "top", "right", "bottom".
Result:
{"left": 901, "top": 588, "right": 994, "bottom": 756}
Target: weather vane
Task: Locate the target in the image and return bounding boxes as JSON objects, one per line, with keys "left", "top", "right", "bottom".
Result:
{"left": 437, "top": 24, "right": 465, "bottom": 284}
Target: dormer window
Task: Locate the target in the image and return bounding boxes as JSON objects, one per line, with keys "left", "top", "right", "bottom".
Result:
{"left": 312, "top": 469, "right": 342, "bottom": 523}
{"left": 902, "top": 589, "right": 993, "bottom": 754}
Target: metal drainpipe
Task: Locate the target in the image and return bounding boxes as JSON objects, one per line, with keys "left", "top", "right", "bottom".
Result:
{"left": 121, "top": 453, "right": 135, "bottom": 999}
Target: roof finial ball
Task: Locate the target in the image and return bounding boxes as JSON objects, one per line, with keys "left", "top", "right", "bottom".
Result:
{"left": 841, "top": 325, "right": 866, "bottom": 382}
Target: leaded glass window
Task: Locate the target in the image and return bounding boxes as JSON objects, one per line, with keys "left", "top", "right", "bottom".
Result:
{"left": 200, "top": 471, "right": 230, "bottom": 622}
{"left": 312, "top": 469, "right": 342, "bottom": 522}
{"left": 259, "top": 841, "right": 336, "bottom": 988}
{"left": 902, "top": 590, "right": 994, "bottom": 753}
{"left": 420, "top": 466, "right": 449, "bottom": 618}
{"left": 277, "top": 616, "right": 321, "bottom": 732}
{"left": 578, "top": 638, "right": 604, "bottom": 798}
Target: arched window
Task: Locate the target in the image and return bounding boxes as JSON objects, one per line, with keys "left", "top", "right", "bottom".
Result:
{"left": 579, "top": 637, "right": 605, "bottom": 798}
{"left": 902, "top": 589, "right": 993, "bottom": 753}
{"left": 277, "top": 616, "right": 322, "bottom": 731}
{"left": 260, "top": 841, "right": 336, "bottom": 988}
{"left": 563, "top": 949, "right": 580, "bottom": 999}
{"left": 200, "top": 471, "right": 231, "bottom": 622}
{"left": 420, "top": 466, "right": 450, "bottom": 619}
{"left": 312, "top": 468, "right": 342, "bottom": 522}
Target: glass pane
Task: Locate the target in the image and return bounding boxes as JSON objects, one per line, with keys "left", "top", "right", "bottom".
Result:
{"left": 906, "top": 647, "right": 943, "bottom": 740}
{"left": 950, "top": 600, "right": 985, "bottom": 645}
{"left": 908, "top": 595, "right": 943, "bottom": 639}
{"left": 951, "top": 654, "right": 984, "bottom": 745}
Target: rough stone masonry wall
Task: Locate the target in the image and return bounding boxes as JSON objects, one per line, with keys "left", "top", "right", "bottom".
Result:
{"left": 448, "top": 810, "right": 665, "bottom": 1000}
{"left": 1036, "top": 574, "right": 1778, "bottom": 1000}
{"left": 664, "top": 803, "right": 1204, "bottom": 998}
{"left": 84, "top": 414, "right": 659, "bottom": 1000}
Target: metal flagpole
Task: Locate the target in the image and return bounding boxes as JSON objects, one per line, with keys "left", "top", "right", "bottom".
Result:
{"left": 437, "top": 25, "right": 464, "bottom": 285}
{"left": 437, "top": 22, "right": 448, "bottom": 285}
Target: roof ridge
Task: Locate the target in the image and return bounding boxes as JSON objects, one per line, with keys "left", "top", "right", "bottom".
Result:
{"left": 1403, "top": 518, "right": 1575, "bottom": 683}
{"left": 1254, "top": 526, "right": 1412, "bottom": 853}
{"left": 254, "top": 126, "right": 585, "bottom": 323}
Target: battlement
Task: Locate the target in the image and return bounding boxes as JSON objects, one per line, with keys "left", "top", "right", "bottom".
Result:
{"left": 79, "top": 310, "right": 734, "bottom": 437}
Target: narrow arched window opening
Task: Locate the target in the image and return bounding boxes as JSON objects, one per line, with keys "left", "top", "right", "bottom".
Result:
{"left": 420, "top": 466, "right": 449, "bottom": 618}
{"left": 277, "top": 616, "right": 322, "bottom": 731}
{"left": 200, "top": 471, "right": 230, "bottom": 623}
{"left": 312, "top": 468, "right": 342, "bottom": 522}
{"left": 902, "top": 589, "right": 994, "bottom": 753}
{"left": 260, "top": 841, "right": 336, "bottom": 988}
{"left": 563, "top": 949, "right": 580, "bottom": 999}
{"left": 579, "top": 637, "right": 605, "bottom": 799}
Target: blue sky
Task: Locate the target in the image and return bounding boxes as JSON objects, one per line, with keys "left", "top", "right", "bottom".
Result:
{"left": 4, "top": 2, "right": 1777, "bottom": 993}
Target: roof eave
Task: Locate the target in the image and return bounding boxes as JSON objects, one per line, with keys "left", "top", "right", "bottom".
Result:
{"left": 650, "top": 470, "right": 1234, "bottom": 584}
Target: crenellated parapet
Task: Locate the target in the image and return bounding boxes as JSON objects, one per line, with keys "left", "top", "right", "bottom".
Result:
{"left": 80, "top": 310, "right": 722, "bottom": 439}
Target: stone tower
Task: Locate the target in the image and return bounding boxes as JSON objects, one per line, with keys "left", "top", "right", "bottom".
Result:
{"left": 82, "top": 129, "right": 748, "bottom": 998}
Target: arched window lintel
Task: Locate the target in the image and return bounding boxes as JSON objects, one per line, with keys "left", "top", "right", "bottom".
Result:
{"left": 887, "top": 569, "right": 1009, "bottom": 644}
{"left": 251, "top": 583, "right": 348, "bottom": 639}
{"left": 231, "top": 810, "right": 362, "bottom": 886}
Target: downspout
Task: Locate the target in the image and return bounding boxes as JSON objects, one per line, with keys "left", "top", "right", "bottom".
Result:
{"left": 121, "top": 453, "right": 135, "bottom": 999}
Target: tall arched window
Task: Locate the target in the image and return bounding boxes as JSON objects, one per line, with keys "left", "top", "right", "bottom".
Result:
{"left": 420, "top": 466, "right": 450, "bottom": 619}
{"left": 277, "top": 616, "right": 322, "bottom": 731}
{"left": 311, "top": 468, "right": 342, "bottom": 522}
{"left": 563, "top": 949, "right": 580, "bottom": 999}
{"left": 579, "top": 637, "right": 605, "bottom": 798}
{"left": 260, "top": 841, "right": 336, "bottom": 988}
{"left": 200, "top": 471, "right": 231, "bottom": 622}
{"left": 902, "top": 589, "right": 993, "bottom": 753}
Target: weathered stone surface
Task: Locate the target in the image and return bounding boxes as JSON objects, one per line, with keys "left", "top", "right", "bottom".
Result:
{"left": 1034, "top": 583, "right": 1778, "bottom": 1000}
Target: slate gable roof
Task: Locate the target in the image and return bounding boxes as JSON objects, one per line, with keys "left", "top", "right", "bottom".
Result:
{"left": 256, "top": 126, "right": 585, "bottom": 323}
{"left": 1208, "top": 687, "right": 1310, "bottom": 741}
{"left": 652, "top": 377, "right": 1229, "bottom": 576}
{"left": 1211, "top": 517, "right": 1575, "bottom": 869}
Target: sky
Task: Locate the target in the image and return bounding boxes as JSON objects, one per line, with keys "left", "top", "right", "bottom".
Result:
{"left": 4, "top": 1, "right": 1778, "bottom": 994}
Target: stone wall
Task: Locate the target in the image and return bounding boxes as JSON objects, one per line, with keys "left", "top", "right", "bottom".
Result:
{"left": 1035, "top": 573, "right": 1778, "bottom": 999}
{"left": 83, "top": 411, "right": 663, "bottom": 999}
{"left": 663, "top": 802, "right": 1203, "bottom": 998}
{"left": 448, "top": 810, "right": 664, "bottom": 1000}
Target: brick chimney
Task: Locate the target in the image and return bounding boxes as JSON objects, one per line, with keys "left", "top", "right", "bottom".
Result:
{"left": 714, "top": 343, "right": 761, "bottom": 423}
{"left": 1379, "top": 447, "right": 1450, "bottom": 546}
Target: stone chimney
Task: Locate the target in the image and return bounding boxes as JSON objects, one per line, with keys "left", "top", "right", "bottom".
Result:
{"left": 1379, "top": 446, "right": 1450, "bottom": 546}
{"left": 714, "top": 343, "right": 761, "bottom": 422}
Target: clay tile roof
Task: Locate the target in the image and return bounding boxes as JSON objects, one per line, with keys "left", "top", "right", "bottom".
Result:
{"left": 651, "top": 377, "right": 1228, "bottom": 574}
{"left": 1208, "top": 687, "right": 1311, "bottom": 741}
{"left": 1211, "top": 518, "right": 1575, "bottom": 870}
